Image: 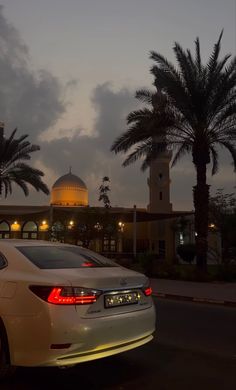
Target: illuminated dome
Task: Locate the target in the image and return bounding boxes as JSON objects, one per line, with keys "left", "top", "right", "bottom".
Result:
{"left": 51, "top": 171, "right": 88, "bottom": 206}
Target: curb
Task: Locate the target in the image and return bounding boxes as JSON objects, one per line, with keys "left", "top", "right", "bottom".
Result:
{"left": 152, "top": 292, "right": 236, "bottom": 307}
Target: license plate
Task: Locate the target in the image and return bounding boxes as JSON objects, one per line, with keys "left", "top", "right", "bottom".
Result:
{"left": 104, "top": 291, "right": 141, "bottom": 308}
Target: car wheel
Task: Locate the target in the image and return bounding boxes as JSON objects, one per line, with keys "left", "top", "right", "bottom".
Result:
{"left": 0, "top": 333, "right": 16, "bottom": 379}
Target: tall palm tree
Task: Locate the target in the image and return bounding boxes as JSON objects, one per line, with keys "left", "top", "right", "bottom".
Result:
{"left": 111, "top": 33, "right": 236, "bottom": 269}
{"left": 0, "top": 126, "right": 49, "bottom": 198}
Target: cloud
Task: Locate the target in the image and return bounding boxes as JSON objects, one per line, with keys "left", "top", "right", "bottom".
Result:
{"left": 35, "top": 83, "right": 148, "bottom": 207}
{"left": 0, "top": 5, "right": 66, "bottom": 139}
{"left": 0, "top": 7, "right": 146, "bottom": 205}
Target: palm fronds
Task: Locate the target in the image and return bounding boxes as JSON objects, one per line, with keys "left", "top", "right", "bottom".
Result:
{"left": 0, "top": 128, "right": 49, "bottom": 198}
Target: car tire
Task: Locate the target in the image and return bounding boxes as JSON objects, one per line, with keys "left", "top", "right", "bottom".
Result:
{"left": 0, "top": 333, "right": 16, "bottom": 379}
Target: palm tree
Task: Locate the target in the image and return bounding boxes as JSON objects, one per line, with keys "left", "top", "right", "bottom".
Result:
{"left": 0, "top": 126, "right": 49, "bottom": 197}
{"left": 111, "top": 33, "right": 236, "bottom": 270}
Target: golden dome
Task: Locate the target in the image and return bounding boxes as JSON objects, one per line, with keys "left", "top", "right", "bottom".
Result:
{"left": 51, "top": 172, "right": 88, "bottom": 206}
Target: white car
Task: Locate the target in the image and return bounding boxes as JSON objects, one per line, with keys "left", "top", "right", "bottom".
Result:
{"left": 0, "top": 240, "right": 156, "bottom": 377}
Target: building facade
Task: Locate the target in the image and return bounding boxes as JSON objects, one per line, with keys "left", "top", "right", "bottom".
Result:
{"left": 0, "top": 162, "right": 220, "bottom": 263}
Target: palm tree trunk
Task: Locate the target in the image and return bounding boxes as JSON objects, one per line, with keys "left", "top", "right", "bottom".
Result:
{"left": 193, "top": 163, "right": 210, "bottom": 271}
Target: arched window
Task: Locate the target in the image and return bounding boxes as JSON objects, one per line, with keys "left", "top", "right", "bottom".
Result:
{"left": 0, "top": 221, "right": 10, "bottom": 239}
{"left": 22, "top": 221, "right": 38, "bottom": 239}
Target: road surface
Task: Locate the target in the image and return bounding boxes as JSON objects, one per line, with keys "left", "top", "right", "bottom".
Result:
{"left": 2, "top": 299, "right": 236, "bottom": 390}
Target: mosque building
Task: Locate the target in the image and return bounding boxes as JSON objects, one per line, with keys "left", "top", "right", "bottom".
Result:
{"left": 0, "top": 156, "right": 220, "bottom": 263}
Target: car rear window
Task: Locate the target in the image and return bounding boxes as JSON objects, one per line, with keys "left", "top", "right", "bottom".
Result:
{"left": 16, "top": 246, "right": 118, "bottom": 269}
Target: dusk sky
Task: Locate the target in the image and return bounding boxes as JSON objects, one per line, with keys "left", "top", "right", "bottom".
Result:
{"left": 0, "top": 0, "right": 235, "bottom": 210}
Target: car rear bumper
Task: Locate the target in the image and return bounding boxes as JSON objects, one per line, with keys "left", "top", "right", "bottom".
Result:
{"left": 52, "top": 333, "right": 153, "bottom": 366}
{"left": 6, "top": 303, "right": 156, "bottom": 366}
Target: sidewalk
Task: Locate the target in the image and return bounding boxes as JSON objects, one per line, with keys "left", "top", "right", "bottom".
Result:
{"left": 150, "top": 278, "right": 236, "bottom": 306}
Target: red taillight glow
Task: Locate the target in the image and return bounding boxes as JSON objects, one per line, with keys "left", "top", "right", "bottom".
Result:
{"left": 47, "top": 287, "right": 98, "bottom": 305}
{"left": 81, "top": 262, "right": 94, "bottom": 267}
{"left": 144, "top": 287, "right": 152, "bottom": 296}
{"left": 29, "top": 286, "right": 100, "bottom": 305}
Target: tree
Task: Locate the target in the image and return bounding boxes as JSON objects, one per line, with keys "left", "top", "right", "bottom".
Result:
{"left": 209, "top": 188, "right": 236, "bottom": 259}
{"left": 98, "top": 176, "right": 111, "bottom": 208}
{"left": 0, "top": 126, "right": 49, "bottom": 197}
{"left": 209, "top": 188, "right": 236, "bottom": 219}
{"left": 69, "top": 208, "right": 118, "bottom": 249}
{"left": 111, "top": 33, "right": 236, "bottom": 270}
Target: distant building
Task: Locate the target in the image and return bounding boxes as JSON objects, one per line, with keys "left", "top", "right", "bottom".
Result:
{"left": 0, "top": 157, "right": 220, "bottom": 263}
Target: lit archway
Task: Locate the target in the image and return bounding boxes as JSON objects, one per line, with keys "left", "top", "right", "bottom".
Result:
{"left": 0, "top": 220, "right": 10, "bottom": 239}
{"left": 22, "top": 221, "right": 38, "bottom": 240}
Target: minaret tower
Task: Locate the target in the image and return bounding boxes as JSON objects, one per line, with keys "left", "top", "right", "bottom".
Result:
{"left": 148, "top": 150, "right": 172, "bottom": 213}
{"left": 148, "top": 150, "right": 173, "bottom": 258}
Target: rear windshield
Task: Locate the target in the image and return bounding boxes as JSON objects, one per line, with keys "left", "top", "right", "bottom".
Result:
{"left": 16, "top": 246, "right": 118, "bottom": 269}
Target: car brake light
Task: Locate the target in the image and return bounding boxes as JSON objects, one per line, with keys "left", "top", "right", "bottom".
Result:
{"left": 142, "top": 279, "right": 152, "bottom": 296}
{"left": 143, "top": 287, "right": 152, "bottom": 296}
{"left": 29, "top": 286, "right": 101, "bottom": 305}
{"left": 81, "top": 262, "right": 94, "bottom": 267}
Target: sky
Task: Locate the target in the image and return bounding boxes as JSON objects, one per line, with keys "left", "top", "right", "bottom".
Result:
{"left": 0, "top": 0, "right": 235, "bottom": 210}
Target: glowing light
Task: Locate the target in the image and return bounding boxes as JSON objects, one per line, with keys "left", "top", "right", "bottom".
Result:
{"left": 68, "top": 220, "right": 74, "bottom": 229}
{"left": 144, "top": 287, "right": 152, "bottom": 296}
{"left": 11, "top": 221, "right": 20, "bottom": 231}
{"left": 118, "top": 221, "right": 125, "bottom": 232}
{"left": 39, "top": 221, "right": 49, "bottom": 231}
{"left": 46, "top": 287, "right": 99, "bottom": 305}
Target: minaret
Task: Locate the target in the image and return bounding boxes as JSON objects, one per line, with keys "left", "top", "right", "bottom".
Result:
{"left": 148, "top": 150, "right": 172, "bottom": 213}
{"left": 148, "top": 151, "right": 173, "bottom": 258}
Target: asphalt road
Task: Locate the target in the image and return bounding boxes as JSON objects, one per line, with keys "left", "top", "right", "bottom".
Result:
{"left": 1, "top": 299, "right": 236, "bottom": 390}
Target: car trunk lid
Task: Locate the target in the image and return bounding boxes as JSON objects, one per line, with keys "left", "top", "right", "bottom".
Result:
{"left": 45, "top": 266, "right": 152, "bottom": 317}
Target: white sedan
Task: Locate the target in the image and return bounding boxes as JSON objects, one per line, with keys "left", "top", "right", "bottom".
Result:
{"left": 0, "top": 240, "right": 156, "bottom": 377}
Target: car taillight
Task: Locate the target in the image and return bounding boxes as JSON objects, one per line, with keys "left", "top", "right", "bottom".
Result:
{"left": 143, "top": 287, "right": 152, "bottom": 296}
{"left": 29, "top": 286, "right": 101, "bottom": 305}
{"left": 142, "top": 279, "right": 152, "bottom": 296}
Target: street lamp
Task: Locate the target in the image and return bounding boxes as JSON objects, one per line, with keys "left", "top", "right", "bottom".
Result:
{"left": 39, "top": 220, "right": 49, "bottom": 231}
{"left": 118, "top": 221, "right": 125, "bottom": 232}
{"left": 68, "top": 220, "right": 74, "bottom": 229}
{"left": 209, "top": 223, "right": 216, "bottom": 229}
